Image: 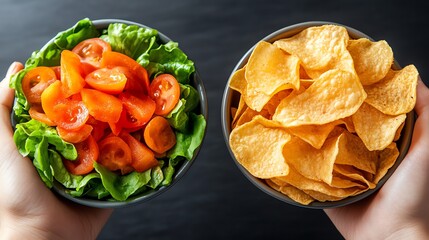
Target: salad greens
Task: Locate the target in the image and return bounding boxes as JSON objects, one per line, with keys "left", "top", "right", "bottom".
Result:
{"left": 10, "top": 18, "right": 206, "bottom": 201}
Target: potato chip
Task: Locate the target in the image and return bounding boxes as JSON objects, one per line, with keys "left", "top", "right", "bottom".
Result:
{"left": 283, "top": 135, "right": 339, "bottom": 184}
{"left": 305, "top": 47, "right": 356, "bottom": 79}
{"left": 364, "top": 65, "right": 418, "bottom": 115}
{"left": 394, "top": 122, "right": 405, "bottom": 141}
{"left": 287, "top": 119, "right": 343, "bottom": 149}
{"left": 373, "top": 143, "right": 399, "bottom": 184}
{"left": 280, "top": 184, "right": 315, "bottom": 205}
{"left": 235, "top": 107, "right": 270, "bottom": 128}
{"left": 334, "top": 164, "right": 376, "bottom": 189}
{"left": 262, "top": 90, "right": 292, "bottom": 116}
{"left": 335, "top": 130, "right": 378, "bottom": 174}
{"left": 277, "top": 168, "right": 363, "bottom": 199}
{"left": 229, "top": 116, "right": 291, "bottom": 178}
{"left": 273, "top": 69, "right": 366, "bottom": 127}
{"left": 265, "top": 179, "right": 282, "bottom": 192}
{"left": 246, "top": 41, "right": 300, "bottom": 95}
{"left": 348, "top": 38, "right": 393, "bottom": 85}
{"left": 274, "top": 25, "right": 349, "bottom": 71}
{"left": 229, "top": 66, "right": 247, "bottom": 94}
{"left": 352, "top": 102, "right": 406, "bottom": 151}
{"left": 231, "top": 96, "right": 247, "bottom": 129}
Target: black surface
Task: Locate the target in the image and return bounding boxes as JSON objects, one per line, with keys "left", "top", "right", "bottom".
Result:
{"left": 1, "top": 0, "right": 428, "bottom": 239}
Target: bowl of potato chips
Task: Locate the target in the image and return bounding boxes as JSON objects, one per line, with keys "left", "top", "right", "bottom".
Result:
{"left": 222, "top": 21, "right": 418, "bottom": 208}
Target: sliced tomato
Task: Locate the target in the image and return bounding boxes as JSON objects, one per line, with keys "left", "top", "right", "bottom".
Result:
{"left": 28, "top": 105, "right": 56, "bottom": 126}
{"left": 63, "top": 135, "right": 98, "bottom": 175}
{"left": 41, "top": 80, "right": 89, "bottom": 130}
{"left": 118, "top": 92, "right": 156, "bottom": 129}
{"left": 81, "top": 88, "right": 123, "bottom": 123}
{"left": 61, "top": 50, "right": 85, "bottom": 97}
{"left": 50, "top": 66, "right": 61, "bottom": 80}
{"left": 119, "top": 131, "right": 158, "bottom": 173}
{"left": 149, "top": 74, "right": 180, "bottom": 116}
{"left": 72, "top": 38, "right": 111, "bottom": 73}
{"left": 87, "top": 118, "right": 110, "bottom": 142}
{"left": 22, "top": 66, "right": 57, "bottom": 104}
{"left": 97, "top": 136, "right": 132, "bottom": 172}
{"left": 143, "top": 116, "right": 176, "bottom": 154}
{"left": 101, "top": 51, "right": 149, "bottom": 94}
{"left": 85, "top": 67, "right": 127, "bottom": 94}
{"left": 57, "top": 124, "right": 93, "bottom": 143}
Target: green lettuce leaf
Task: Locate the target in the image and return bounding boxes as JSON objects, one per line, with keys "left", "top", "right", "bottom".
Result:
{"left": 167, "top": 113, "right": 206, "bottom": 161}
{"left": 94, "top": 163, "right": 152, "bottom": 201}
{"left": 25, "top": 18, "right": 99, "bottom": 68}
{"left": 103, "top": 23, "right": 158, "bottom": 60}
{"left": 143, "top": 41, "right": 195, "bottom": 84}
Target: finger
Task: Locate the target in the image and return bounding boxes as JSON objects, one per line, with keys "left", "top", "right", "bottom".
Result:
{"left": 0, "top": 62, "right": 24, "bottom": 109}
{"left": 414, "top": 76, "right": 429, "bottom": 117}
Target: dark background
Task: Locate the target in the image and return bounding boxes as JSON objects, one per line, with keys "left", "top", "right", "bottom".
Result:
{"left": 1, "top": 0, "right": 428, "bottom": 239}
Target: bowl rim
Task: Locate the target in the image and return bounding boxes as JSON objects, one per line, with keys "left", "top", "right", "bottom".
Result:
{"left": 221, "top": 21, "right": 415, "bottom": 209}
{"left": 27, "top": 18, "right": 208, "bottom": 208}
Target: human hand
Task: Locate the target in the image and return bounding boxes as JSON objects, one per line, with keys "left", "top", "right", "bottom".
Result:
{"left": 0, "top": 62, "right": 112, "bottom": 240}
{"left": 325, "top": 77, "right": 429, "bottom": 239}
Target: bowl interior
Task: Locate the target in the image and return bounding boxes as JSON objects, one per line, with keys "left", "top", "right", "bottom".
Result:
{"left": 221, "top": 21, "right": 415, "bottom": 209}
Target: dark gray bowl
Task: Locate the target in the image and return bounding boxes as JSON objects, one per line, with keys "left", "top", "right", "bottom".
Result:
{"left": 221, "top": 21, "right": 415, "bottom": 209}
{"left": 24, "top": 19, "right": 208, "bottom": 208}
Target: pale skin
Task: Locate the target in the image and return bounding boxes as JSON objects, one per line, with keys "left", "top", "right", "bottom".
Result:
{"left": 0, "top": 62, "right": 112, "bottom": 240}
{"left": 325, "top": 78, "right": 429, "bottom": 239}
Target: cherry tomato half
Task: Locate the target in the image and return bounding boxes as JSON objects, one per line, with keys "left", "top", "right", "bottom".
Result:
{"left": 149, "top": 74, "right": 180, "bottom": 116}
{"left": 72, "top": 38, "right": 111, "bottom": 71}
{"left": 22, "top": 66, "right": 57, "bottom": 104}
{"left": 63, "top": 135, "right": 98, "bottom": 175}
{"left": 97, "top": 136, "right": 132, "bottom": 172}
{"left": 85, "top": 67, "right": 128, "bottom": 94}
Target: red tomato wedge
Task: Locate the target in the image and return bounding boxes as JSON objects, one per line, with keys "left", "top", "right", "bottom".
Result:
{"left": 118, "top": 92, "right": 156, "bottom": 129}
{"left": 41, "top": 80, "right": 89, "bottom": 130}
{"left": 61, "top": 50, "right": 86, "bottom": 97}
{"left": 22, "top": 67, "right": 57, "bottom": 104}
{"left": 72, "top": 38, "right": 111, "bottom": 75}
{"left": 81, "top": 88, "right": 123, "bottom": 123}
{"left": 63, "top": 135, "right": 98, "bottom": 175}
{"left": 28, "top": 105, "right": 56, "bottom": 127}
{"left": 101, "top": 51, "right": 150, "bottom": 94}
{"left": 50, "top": 66, "right": 61, "bottom": 80}
{"left": 85, "top": 67, "right": 127, "bottom": 94}
{"left": 119, "top": 131, "right": 158, "bottom": 172}
{"left": 149, "top": 74, "right": 180, "bottom": 116}
{"left": 97, "top": 136, "right": 132, "bottom": 172}
{"left": 143, "top": 116, "right": 176, "bottom": 154}
{"left": 57, "top": 124, "right": 93, "bottom": 144}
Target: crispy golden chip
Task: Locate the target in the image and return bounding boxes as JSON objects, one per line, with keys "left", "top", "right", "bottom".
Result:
{"left": 230, "top": 116, "right": 291, "bottom": 178}
{"left": 364, "top": 65, "right": 418, "bottom": 115}
{"left": 374, "top": 143, "right": 399, "bottom": 184}
{"left": 334, "top": 164, "right": 376, "bottom": 189}
{"left": 273, "top": 69, "right": 367, "bottom": 127}
{"left": 283, "top": 135, "right": 339, "bottom": 184}
{"left": 277, "top": 168, "right": 363, "bottom": 199}
{"left": 231, "top": 96, "right": 248, "bottom": 129}
{"left": 336, "top": 130, "right": 378, "bottom": 174}
{"left": 235, "top": 107, "right": 270, "bottom": 128}
{"left": 262, "top": 90, "right": 292, "bottom": 116}
{"left": 305, "top": 48, "right": 356, "bottom": 79}
{"left": 229, "top": 67, "right": 246, "bottom": 94}
{"left": 287, "top": 119, "right": 343, "bottom": 149}
{"left": 353, "top": 102, "right": 406, "bottom": 151}
{"left": 273, "top": 25, "right": 349, "bottom": 71}
{"left": 280, "top": 184, "right": 315, "bottom": 205}
{"left": 348, "top": 38, "right": 393, "bottom": 85}
{"left": 246, "top": 41, "right": 300, "bottom": 95}
{"left": 394, "top": 122, "right": 405, "bottom": 141}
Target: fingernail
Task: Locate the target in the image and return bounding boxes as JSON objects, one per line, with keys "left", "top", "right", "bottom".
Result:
{"left": 6, "top": 62, "right": 21, "bottom": 76}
